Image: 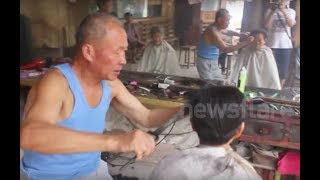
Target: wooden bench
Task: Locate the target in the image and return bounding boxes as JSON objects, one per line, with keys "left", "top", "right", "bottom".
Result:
{"left": 139, "top": 19, "right": 179, "bottom": 48}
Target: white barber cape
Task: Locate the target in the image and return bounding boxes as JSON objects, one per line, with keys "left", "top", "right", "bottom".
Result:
{"left": 230, "top": 46, "right": 281, "bottom": 90}
{"left": 137, "top": 40, "right": 181, "bottom": 76}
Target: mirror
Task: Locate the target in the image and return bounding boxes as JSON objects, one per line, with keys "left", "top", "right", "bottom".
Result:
{"left": 201, "top": 0, "right": 219, "bottom": 11}
{"left": 89, "top": 0, "right": 163, "bottom": 18}
{"left": 20, "top": 0, "right": 299, "bottom": 89}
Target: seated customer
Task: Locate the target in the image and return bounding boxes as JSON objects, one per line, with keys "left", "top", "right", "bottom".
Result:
{"left": 230, "top": 29, "right": 281, "bottom": 90}
{"left": 124, "top": 12, "right": 145, "bottom": 62}
{"left": 150, "top": 86, "right": 262, "bottom": 180}
{"left": 137, "top": 25, "right": 181, "bottom": 76}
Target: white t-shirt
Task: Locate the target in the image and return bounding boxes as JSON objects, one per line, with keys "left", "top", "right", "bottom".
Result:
{"left": 150, "top": 146, "right": 262, "bottom": 180}
{"left": 265, "top": 8, "right": 296, "bottom": 49}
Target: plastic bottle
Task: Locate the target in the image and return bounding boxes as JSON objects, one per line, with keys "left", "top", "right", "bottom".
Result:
{"left": 238, "top": 67, "right": 247, "bottom": 93}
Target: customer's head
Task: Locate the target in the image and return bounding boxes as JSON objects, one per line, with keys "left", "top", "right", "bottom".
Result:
{"left": 96, "top": 0, "right": 113, "bottom": 14}
{"left": 150, "top": 25, "right": 164, "bottom": 45}
{"left": 250, "top": 29, "right": 268, "bottom": 50}
{"left": 188, "top": 86, "right": 246, "bottom": 146}
{"left": 215, "top": 9, "right": 230, "bottom": 30}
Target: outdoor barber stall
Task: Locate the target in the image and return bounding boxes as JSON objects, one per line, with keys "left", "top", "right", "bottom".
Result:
{"left": 20, "top": 0, "right": 300, "bottom": 179}
{"left": 20, "top": 70, "right": 300, "bottom": 179}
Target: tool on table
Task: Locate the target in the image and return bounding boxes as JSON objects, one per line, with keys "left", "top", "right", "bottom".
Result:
{"left": 137, "top": 86, "right": 151, "bottom": 92}
{"left": 268, "top": 104, "right": 279, "bottom": 111}
{"left": 20, "top": 58, "right": 46, "bottom": 70}
{"left": 246, "top": 97, "right": 265, "bottom": 104}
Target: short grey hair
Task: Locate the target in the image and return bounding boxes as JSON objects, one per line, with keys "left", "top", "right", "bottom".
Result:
{"left": 75, "top": 12, "right": 123, "bottom": 49}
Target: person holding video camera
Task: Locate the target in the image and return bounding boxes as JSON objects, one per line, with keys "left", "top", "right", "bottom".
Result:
{"left": 264, "top": 0, "right": 296, "bottom": 87}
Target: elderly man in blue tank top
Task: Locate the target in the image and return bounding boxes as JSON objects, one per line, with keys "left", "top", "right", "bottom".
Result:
{"left": 197, "top": 9, "right": 254, "bottom": 81}
{"left": 20, "top": 13, "right": 181, "bottom": 180}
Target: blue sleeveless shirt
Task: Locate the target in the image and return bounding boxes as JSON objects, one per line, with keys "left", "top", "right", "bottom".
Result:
{"left": 21, "top": 63, "right": 111, "bottom": 179}
{"left": 197, "top": 24, "right": 220, "bottom": 60}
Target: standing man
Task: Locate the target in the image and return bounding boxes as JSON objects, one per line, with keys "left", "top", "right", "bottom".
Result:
{"left": 96, "top": 0, "right": 117, "bottom": 17}
{"left": 20, "top": 13, "right": 181, "bottom": 179}
{"left": 196, "top": 9, "right": 253, "bottom": 81}
{"left": 124, "top": 12, "right": 145, "bottom": 63}
{"left": 264, "top": 0, "right": 296, "bottom": 87}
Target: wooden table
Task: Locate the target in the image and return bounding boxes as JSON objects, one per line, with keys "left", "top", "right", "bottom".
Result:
{"left": 20, "top": 77, "right": 183, "bottom": 108}
{"left": 20, "top": 73, "right": 300, "bottom": 178}
{"left": 20, "top": 73, "right": 300, "bottom": 150}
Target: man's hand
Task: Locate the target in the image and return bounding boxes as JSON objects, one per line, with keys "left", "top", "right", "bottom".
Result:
{"left": 239, "top": 32, "right": 250, "bottom": 40}
{"left": 120, "top": 129, "right": 156, "bottom": 160}
{"left": 248, "top": 36, "right": 255, "bottom": 42}
{"left": 243, "top": 35, "right": 254, "bottom": 44}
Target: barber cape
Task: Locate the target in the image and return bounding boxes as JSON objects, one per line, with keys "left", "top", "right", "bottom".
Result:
{"left": 230, "top": 45, "right": 281, "bottom": 90}
{"left": 137, "top": 40, "right": 181, "bottom": 76}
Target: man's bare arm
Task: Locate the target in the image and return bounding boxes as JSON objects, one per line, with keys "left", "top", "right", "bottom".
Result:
{"left": 264, "top": 9, "right": 276, "bottom": 28}
{"left": 109, "top": 79, "right": 181, "bottom": 128}
{"left": 280, "top": 8, "right": 296, "bottom": 27}
{"left": 20, "top": 70, "right": 154, "bottom": 156}
{"left": 211, "top": 29, "right": 253, "bottom": 53}
{"left": 221, "top": 29, "right": 241, "bottom": 37}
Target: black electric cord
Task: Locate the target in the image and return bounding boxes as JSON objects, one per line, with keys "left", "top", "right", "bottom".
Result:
{"left": 118, "top": 121, "right": 177, "bottom": 171}
{"left": 104, "top": 129, "right": 194, "bottom": 167}
{"left": 155, "top": 121, "right": 176, "bottom": 146}
{"left": 159, "top": 131, "right": 194, "bottom": 136}
{"left": 104, "top": 121, "right": 178, "bottom": 170}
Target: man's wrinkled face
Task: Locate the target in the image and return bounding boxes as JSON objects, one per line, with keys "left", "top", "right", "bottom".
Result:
{"left": 253, "top": 33, "right": 266, "bottom": 50}
{"left": 151, "top": 32, "right": 164, "bottom": 45}
{"left": 91, "top": 23, "right": 128, "bottom": 80}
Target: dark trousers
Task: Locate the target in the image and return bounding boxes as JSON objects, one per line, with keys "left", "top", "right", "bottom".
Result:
{"left": 272, "top": 48, "right": 292, "bottom": 80}
{"left": 218, "top": 53, "right": 227, "bottom": 71}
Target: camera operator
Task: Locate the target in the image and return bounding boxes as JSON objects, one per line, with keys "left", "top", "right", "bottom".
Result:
{"left": 264, "top": 0, "right": 296, "bottom": 87}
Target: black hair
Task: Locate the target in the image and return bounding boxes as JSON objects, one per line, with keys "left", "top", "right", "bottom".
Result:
{"left": 215, "top": 9, "right": 229, "bottom": 19}
{"left": 187, "top": 86, "right": 245, "bottom": 146}
{"left": 124, "top": 12, "right": 132, "bottom": 18}
{"left": 250, "top": 29, "right": 268, "bottom": 39}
